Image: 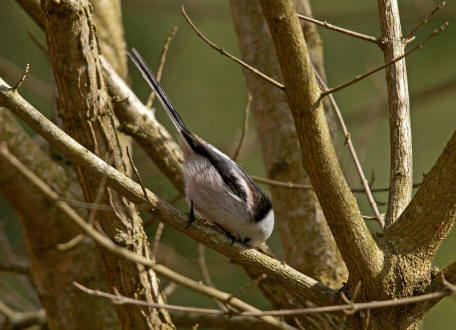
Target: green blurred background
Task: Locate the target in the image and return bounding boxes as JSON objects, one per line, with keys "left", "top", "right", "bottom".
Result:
{"left": 0, "top": 0, "right": 455, "bottom": 328}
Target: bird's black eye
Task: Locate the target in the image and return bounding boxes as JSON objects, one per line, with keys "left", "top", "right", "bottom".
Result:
{"left": 243, "top": 237, "right": 251, "bottom": 244}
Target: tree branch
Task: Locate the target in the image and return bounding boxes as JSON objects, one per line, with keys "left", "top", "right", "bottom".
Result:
{"left": 0, "top": 261, "right": 30, "bottom": 276}
{"left": 146, "top": 27, "right": 178, "bottom": 108}
{"left": 297, "top": 14, "right": 379, "bottom": 45}
{"left": 0, "top": 77, "right": 336, "bottom": 306}
{"left": 377, "top": 0, "right": 413, "bottom": 227}
{"left": 258, "top": 0, "right": 383, "bottom": 280}
{"left": 405, "top": 1, "right": 446, "bottom": 39}
{"left": 181, "top": 5, "right": 284, "bottom": 90}
{"left": 230, "top": 0, "right": 347, "bottom": 295}
{"left": 386, "top": 130, "right": 456, "bottom": 260}
{"left": 74, "top": 282, "right": 297, "bottom": 330}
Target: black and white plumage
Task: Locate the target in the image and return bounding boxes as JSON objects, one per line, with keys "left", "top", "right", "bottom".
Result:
{"left": 128, "top": 48, "right": 274, "bottom": 247}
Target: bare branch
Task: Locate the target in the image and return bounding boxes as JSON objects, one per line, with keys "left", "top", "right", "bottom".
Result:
{"left": 259, "top": 0, "right": 383, "bottom": 278}
{"left": 151, "top": 222, "right": 164, "bottom": 261}
{"left": 386, "top": 130, "right": 456, "bottom": 260}
{"left": 377, "top": 0, "right": 413, "bottom": 227}
{"left": 146, "top": 27, "right": 178, "bottom": 108}
{"left": 297, "top": 14, "right": 379, "bottom": 44}
{"left": 0, "top": 261, "right": 31, "bottom": 276}
{"left": 11, "top": 64, "right": 29, "bottom": 91}
{"left": 74, "top": 282, "right": 226, "bottom": 315}
{"left": 238, "top": 279, "right": 456, "bottom": 317}
{"left": 225, "top": 274, "right": 267, "bottom": 304}
{"left": 232, "top": 93, "right": 252, "bottom": 161}
{"left": 250, "top": 175, "right": 313, "bottom": 190}
{"left": 197, "top": 243, "right": 229, "bottom": 311}
{"left": 0, "top": 89, "right": 335, "bottom": 305}
{"left": 181, "top": 5, "right": 285, "bottom": 90}
{"left": 253, "top": 174, "right": 420, "bottom": 193}
{"left": 313, "top": 69, "right": 384, "bottom": 228}
{"left": 74, "top": 276, "right": 456, "bottom": 319}
{"left": 319, "top": 23, "right": 448, "bottom": 99}
{"left": 406, "top": 1, "right": 446, "bottom": 39}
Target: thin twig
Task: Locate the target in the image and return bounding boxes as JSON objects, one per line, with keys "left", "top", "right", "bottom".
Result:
{"left": 297, "top": 14, "right": 379, "bottom": 45}
{"left": 252, "top": 174, "right": 421, "bottom": 193}
{"left": 126, "top": 146, "right": 151, "bottom": 204}
{"left": 197, "top": 243, "right": 229, "bottom": 311}
{"left": 74, "top": 282, "right": 225, "bottom": 315}
{"left": 109, "top": 115, "right": 127, "bottom": 173}
{"left": 225, "top": 274, "right": 267, "bottom": 304}
{"left": 163, "top": 282, "right": 178, "bottom": 298}
{"left": 146, "top": 27, "right": 178, "bottom": 108}
{"left": 0, "top": 261, "right": 31, "bottom": 276}
{"left": 232, "top": 93, "right": 252, "bottom": 162}
{"left": 151, "top": 222, "right": 164, "bottom": 261}
{"left": 406, "top": 1, "right": 446, "bottom": 39}
{"left": 319, "top": 22, "right": 449, "bottom": 99}
{"left": 74, "top": 274, "right": 456, "bottom": 319}
{"left": 12, "top": 64, "right": 29, "bottom": 91}
{"left": 238, "top": 276, "right": 456, "bottom": 317}
{"left": 181, "top": 5, "right": 284, "bottom": 91}
{"left": 313, "top": 69, "right": 384, "bottom": 228}
{"left": 250, "top": 175, "right": 313, "bottom": 190}
{"left": 57, "top": 172, "right": 109, "bottom": 250}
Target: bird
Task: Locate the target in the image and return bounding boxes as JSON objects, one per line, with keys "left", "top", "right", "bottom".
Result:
{"left": 127, "top": 48, "right": 274, "bottom": 247}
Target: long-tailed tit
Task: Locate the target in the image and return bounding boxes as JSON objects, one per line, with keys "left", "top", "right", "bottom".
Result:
{"left": 128, "top": 48, "right": 274, "bottom": 247}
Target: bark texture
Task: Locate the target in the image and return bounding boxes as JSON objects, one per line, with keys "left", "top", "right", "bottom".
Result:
{"left": 0, "top": 108, "right": 120, "bottom": 330}
{"left": 40, "top": 0, "right": 173, "bottom": 328}
{"left": 377, "top": 0, "right": 413, "bottom": 227}
{"left": 259, "top": 0, "right": 383, "bottom": 284}
{"left": 230, "top": 0, "right": 347, "bottom": 290}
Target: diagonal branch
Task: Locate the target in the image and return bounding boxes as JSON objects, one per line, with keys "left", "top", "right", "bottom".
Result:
{"left": 258, "top": 0, "right": 383, "bottom": 280}
{"left": 0, "top": 77, "right": 336, "bottom": 306}
{"left": 405, "top": 1, "right": 446, "bottom": 39}
{"left": 297, "top": 14, "right": 379, "bottom": 45}
{"left": 385, "top": 130, "right": 456, "bottom": 260}
{"left": 181, "top": 5, "right": 284, "bottom": 90}
{"left": 319, "top": 23, "right": 448, "bottom": 100}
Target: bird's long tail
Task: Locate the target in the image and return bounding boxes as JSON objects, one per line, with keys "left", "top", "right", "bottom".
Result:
{"left": 127, "top": 48, "right": 189, "bottom": 134}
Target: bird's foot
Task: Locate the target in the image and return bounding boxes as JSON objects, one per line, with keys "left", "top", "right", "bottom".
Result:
{"left": 215, "top": 223, "right": 237, "bottom": 245}
{"left": 186, "top": 201, "right": 195, "bottom": 229}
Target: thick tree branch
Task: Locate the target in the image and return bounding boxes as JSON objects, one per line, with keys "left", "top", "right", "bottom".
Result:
{"left": 0, "top": 78, "right": 336, "bottom": 306}
{"left": 258, "top": 0, "right": 383, "bottom": 280}
{"left": 377, "top": 0, "right": 413, "bottom": 226}
{"left": 386, "top": 130, "right": 456, "bottom": 260}
{"left": 0, "top": 108, "right": 120, "bottom": 330}
{"left": 40, "top": 0, "right": 173, "bottom": 327}
{"left": 230, "top": 0, "right": 347, "bottom": 292}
